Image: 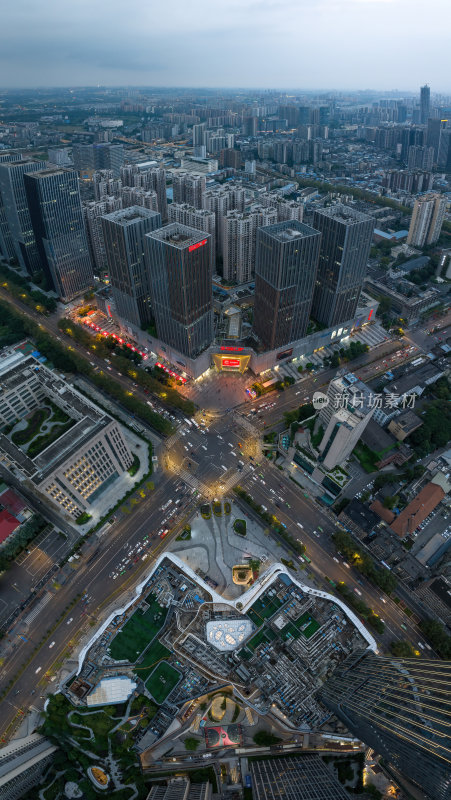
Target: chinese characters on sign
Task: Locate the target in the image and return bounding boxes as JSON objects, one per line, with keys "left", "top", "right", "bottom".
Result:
{"left": 331, "top": 392, "right": 416, "bottom": 410}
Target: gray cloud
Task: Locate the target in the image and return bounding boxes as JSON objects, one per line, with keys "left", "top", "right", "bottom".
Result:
{"left": 0, "top": 0, "right": 449, "bottom": 89}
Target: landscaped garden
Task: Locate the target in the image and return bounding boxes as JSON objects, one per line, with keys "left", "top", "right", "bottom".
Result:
{"left": 108, "top": 594, "right": 167, "bottom": 662}
{"left": 233, "top": 518, "right": 247, "bottom": 536}
{"left": 10, "top": 400, "right": 75, "bottom": 458}
{"left": 145, "top": 660, "right": 181, "bottom": 703}
{"left": 246, "top": 626, "right": 276, "bottom": 652}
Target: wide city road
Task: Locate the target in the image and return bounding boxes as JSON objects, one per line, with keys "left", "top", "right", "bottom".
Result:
{"left": 238, "top": 456, "right": 432, "bottom": 655}
{"left": 0, "top": 471, "right": 196, "bottom": 742}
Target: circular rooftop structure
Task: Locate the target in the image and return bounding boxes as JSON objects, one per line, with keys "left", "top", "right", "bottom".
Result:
{"left": 206, "top": 618, "right": 254, "bottom": 651}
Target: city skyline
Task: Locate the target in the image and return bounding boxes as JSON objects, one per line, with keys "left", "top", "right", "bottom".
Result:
{"left": 1, "top": 0, "right": 450, "bottom": 90}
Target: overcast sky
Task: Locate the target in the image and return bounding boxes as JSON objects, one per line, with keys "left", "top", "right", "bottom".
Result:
{"left": 1, "top": 0, "right": 450, "bottom": 92}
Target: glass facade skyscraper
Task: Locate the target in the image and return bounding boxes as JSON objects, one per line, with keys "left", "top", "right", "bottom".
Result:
{"left": 102, "top": 206, "right": 161, "bottom": 328}
{"left": 0, "top": 158, "right": 46, "bottom": 275}
{"left": 253, "top": 220, "right": 321, "bottom": 351}
{"left": 319, "top": 649, "right": 451, "bottom": 800}
{"left": 24, "top": 167, "right": 94, "bottom": 301}
{"left": 145, "top": 223, "right": 213, "bottom": 359}
{"left": 250, "top": 754, "right": 350, "bottom": 800}
{"left": 311, "top": 204, "right": 373, "bottom": 328}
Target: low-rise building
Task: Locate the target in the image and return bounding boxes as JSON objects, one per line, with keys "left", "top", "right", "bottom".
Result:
{"left": 0, "top": 346, "right": 133, "bottom": 518}
{"left": 415, "top": 577, "right": 451, "bottom": 626}
{"left": 388, "top": 410, "right": 422, "bottom": 441}
{"left": 339, "top": 499, "right": 382, "bottom": 540}
{"left": 390, "top": 482, "right": 445, "bottom": 538}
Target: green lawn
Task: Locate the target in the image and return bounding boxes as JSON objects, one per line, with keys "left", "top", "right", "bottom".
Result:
{"left": 281, "top": 611, "right": 320, "bottom": 640}
{"left": 247, "top": 627, "right": 276, "bottom": 652}
{"left": 109, "top": 594, "right": 167, "bottom": 661}
{"left": 145, "top": 661, "right": 181, "bottom": 703}
{"left": 250, "top": 594, "right": 283, "bottom": 621}
{"left": 134, "top": 639, "right": 171, "bottom": 681}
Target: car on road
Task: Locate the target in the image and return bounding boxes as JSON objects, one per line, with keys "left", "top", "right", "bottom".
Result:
{"left": 49, "top": 641, "right": 55, "bottom": 649}
{"left": 35, "top": 667, "right": 42, "bottom": 674}
{"left": 67, "top": 618, "right": 73, "bottom": 625}
{"left": 354, "top": 588, "right": 362, "bottom": 596}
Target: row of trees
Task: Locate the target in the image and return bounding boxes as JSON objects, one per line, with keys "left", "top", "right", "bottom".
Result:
{"left": 0, "top": 263, "right": 57, "bottom": 313}
{"left": 0, "top": 300, "right": 176, "bottom": 435}
{"left": 335, "top": 581, "right": 385, "bottom": 634}
{"left": 419, "top": 619, "right": 451, "bottom": 659}
{"left": 332, "top": 530, "right": 397, "bottom": 593}
{"left": 58, "top": 317, "right": 195, "bottom": 416}
{"left": 323, "top": 340, "right": 369, "bottom": 368}
{"left": 0, "top": 514, "right": 47, "bottom": 571}
{"left": 409, "top": 399, "right": 451, "bottom": 457}
{"left": 234, "top": 486, "right": 306, "bottom": 556}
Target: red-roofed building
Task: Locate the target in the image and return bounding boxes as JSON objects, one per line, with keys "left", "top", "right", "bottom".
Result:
{"left": 370, "top": 500, "right": 396, "bottom": 525}
{"left": 0, "top": 509, "right": 20, "bottom": 544}
{"left": 0, "top": 488, "right": 26, "bottom": 517}
{"left": 390, "top": 482, "right": 445, "bottom": 538}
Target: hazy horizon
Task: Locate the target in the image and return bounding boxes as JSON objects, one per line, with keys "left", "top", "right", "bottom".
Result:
{"left": 1, "top": 0, "right": 450, "bottom": 93}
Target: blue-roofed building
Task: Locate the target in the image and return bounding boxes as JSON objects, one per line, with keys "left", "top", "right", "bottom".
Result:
{"left": 373, "top": 228, "right": 408, "bottom": 242}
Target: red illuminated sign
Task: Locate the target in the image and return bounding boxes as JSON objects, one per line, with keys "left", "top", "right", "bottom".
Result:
{"left": 155, "top": 361, "right": 187, "bottom": 383}
{"left": 222, "top": 358, "right": 241, "bottom": 368}
{"left": 220, "top": 346, "right": 244, "bottom": 352}
{"left": 368, "top": 309, "right": 374, "bottom": 321}
{"left": 188, "top": 239, "right": 207, "bottom": 252}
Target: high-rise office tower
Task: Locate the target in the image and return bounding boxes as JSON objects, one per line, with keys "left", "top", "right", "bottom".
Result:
{"left": 420, "top": 84, "right": 431, "bottom": 124}
{"left": 222, "top": 207, "right": 277, "bottom": 284}
{"left": 168, "top": 203, "right": 216, "bottom": 269}
{"left": 426, "top": 118, "right": 447, "bottom": 161}
{"left": 172, "top": 172, "right": 206, "bottom": 209}
{"left": 311, "top": 205, "right": 374, "bottom": 328}
{"left": 83, "top": 196, "right": 122, "bottom": 276}
{"left": 145, "top": 223, "right": 213, "bottom": 358}
{"left": 407, "top": 193, "right": 447, "bottom": 247}
{"left": 253, "top": 220, "right": 320, "bottom": 351}
{"left": 102, "top": 206, "right": 161, "bottom": 328}
{"left": 319, "top": 649, "right": 451, "bottom": 800}
{"left": 0, "top": 153, "right": 23, "bottom": 262}
{"left": 24, "top": 167, "right": 94, "bottom": 301}
{"left": 0, "top": 158, "right": 46, "bottom": 274}
{"left": 72, "top": 143, "right": 124, "bottom": 178}
{"left": 250, "top": 754, "right": 350, "bottom": 800}
{"left": 438, "top": 128, "right": 451, "bottom": 171}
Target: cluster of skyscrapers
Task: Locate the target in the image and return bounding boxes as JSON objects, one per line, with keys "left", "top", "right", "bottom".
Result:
{"left": 0, "top": 145, "right": 375, "bottom": 362}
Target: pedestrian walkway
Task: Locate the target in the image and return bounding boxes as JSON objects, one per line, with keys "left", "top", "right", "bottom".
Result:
{"left": 22, "top": 592, "right": 52, "bottom": 627}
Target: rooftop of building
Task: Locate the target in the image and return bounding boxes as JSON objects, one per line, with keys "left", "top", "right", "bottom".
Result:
{"left": 102, "top": 205, "right": 160, "bottom": 225}
{"left": 386, "top": 363, "right": 443, "bottom": 396}
{"left": 261, "top": 219, "right": 320, "bottom": 242}
{"left": 391, "top": 482, "right": 445, "bottom": 537}
{"left": 314, "top": 203, "right": 373, "bottom": 224}
{"left": 147, "top": 222, "right": 209, "bottom": 248}
{"left": 370, "top": 499, "right": 396, "bottom": 525}
{"left": 0, "top": 346, "right": 117, "bottom": 482}
{"left": 340, "top": 498, "right": 381, "bottom": 533}
{"left": 428, "top": 577, "right": 451, "bottom": 610}
{"left": 24, "top": 166, "right": 75, "bottom": 179}
{"left": 389, "top": 410, "right": 423, "bottom": 435}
